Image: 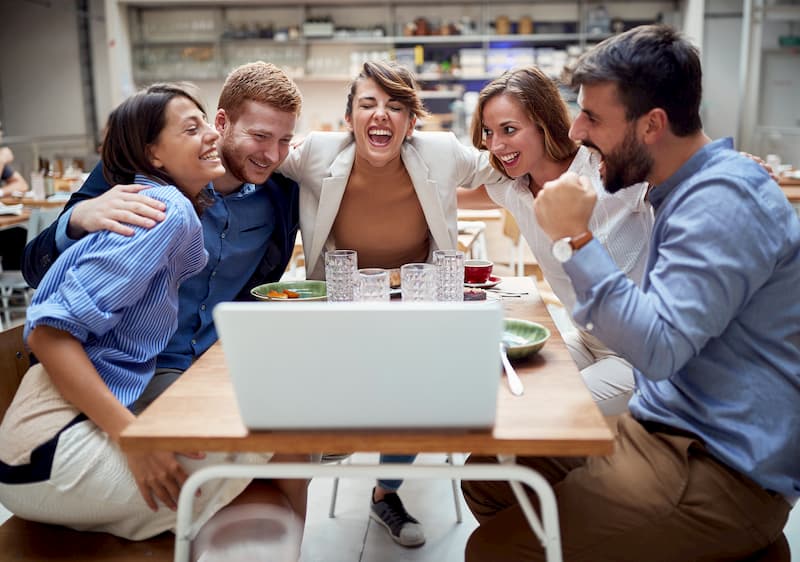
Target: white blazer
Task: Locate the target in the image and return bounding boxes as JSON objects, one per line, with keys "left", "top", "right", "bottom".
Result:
{"left": 279, "top": 131, "right": 507, "bottom": 279}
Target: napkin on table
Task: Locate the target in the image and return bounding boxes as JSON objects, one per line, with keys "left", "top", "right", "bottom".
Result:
{"left": 0, "top": 203, "right": 24, "bottom": 216}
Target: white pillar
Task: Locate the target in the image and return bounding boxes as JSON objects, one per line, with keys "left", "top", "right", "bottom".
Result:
{"left": 682, "top": 0, "right": 706, "bottom": 51}
{"left": 104, "top": 0, "right": 135, "bottom": 108}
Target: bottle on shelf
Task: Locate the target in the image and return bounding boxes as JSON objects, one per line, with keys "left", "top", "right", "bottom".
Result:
{"left": 30, "top": 170, "right": 45, "bottom": 200}
{"left": 44, "top": 160, "right": 56, "bottom": 197}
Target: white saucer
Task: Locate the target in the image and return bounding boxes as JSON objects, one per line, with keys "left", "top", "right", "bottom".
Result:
{"left": 464, "top": 275, "right": 502, "bottom": 289}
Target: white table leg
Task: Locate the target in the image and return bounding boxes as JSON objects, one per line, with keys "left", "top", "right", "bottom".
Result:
{"left": 498, "top": 454, "right": 561, "bottom": 561}
{"left": 175, "top": 462, "right": 562, "bottom": 562}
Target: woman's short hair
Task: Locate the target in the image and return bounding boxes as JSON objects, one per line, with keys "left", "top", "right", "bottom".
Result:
{"left": 471, "top": 67, "right": 578, "bottom": 178}
{"left": 102, "top": 82, "right": 206, "bottom": 188}
{"left": 218, "top": 61, "right": 302, "bottom": 123}
{"left": 571, "top": 24, "right": 702, "bottom": 136}
{"left": 345, "top": 60, "right": 430, "bottom": 122}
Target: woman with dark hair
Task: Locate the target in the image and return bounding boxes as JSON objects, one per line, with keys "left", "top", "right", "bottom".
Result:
{"left": 279, "top": 60, "right": 507, "bottom": 548}
{"left": 458, "top": 66, "right": 653, "bottom": 416}
{"left": 0, "top": 84, "right": 300, "bottom": 558}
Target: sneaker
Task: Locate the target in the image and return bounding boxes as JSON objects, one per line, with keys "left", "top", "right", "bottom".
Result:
{"left": 369, "top": 490, "right": 426, "bottom": 547}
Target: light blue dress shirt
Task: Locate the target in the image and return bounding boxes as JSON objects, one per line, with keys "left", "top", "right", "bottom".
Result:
{"left": 28, "top": 177, "right": 207, "bottom": 407}
{"left": 563, "top": 138, "right": 800, "bottom": 500}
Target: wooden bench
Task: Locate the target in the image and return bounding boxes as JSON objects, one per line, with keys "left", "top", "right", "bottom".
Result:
{"left": 0, "top": 324, "right": 174, "bottom": 561}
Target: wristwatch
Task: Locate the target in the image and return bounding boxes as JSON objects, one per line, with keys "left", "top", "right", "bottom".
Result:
{"left": 552, "top": 231, "right": 593, "bottom": 263}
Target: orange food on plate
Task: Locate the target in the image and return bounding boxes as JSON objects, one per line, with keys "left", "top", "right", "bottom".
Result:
{"left": 268, "top": 288, "right": 302, "bottom": 299}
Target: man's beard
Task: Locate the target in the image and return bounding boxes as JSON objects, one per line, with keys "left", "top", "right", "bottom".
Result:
{"left": 585, "top": 127, "right": 653, "bottom": 194}
{"left": 219, "top": 135, "right": 272, "bottom": 186}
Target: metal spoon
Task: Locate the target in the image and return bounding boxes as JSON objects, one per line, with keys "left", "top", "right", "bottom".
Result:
{"left": 499, "top": 342, "right": 524, "bottom": 396}
{"left": 487, "top": 288, "right": 529, "bottom": 296}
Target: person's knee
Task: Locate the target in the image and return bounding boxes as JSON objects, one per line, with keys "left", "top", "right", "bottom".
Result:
{"left": 464, "top": 529, "right": 485, "bottom": 562}
{"left": 465, "top": 525, "right": 506, "bottom": 562}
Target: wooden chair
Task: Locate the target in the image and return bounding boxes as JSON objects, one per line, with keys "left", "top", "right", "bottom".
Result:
{"left": 0, "top": 324, "right": 174, "bottom": 561}
{"left": 501, "top": 209, "right": 526, "bottom": 276}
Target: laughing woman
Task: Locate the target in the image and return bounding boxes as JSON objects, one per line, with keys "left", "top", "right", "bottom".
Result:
{"left": 279, "top": 60, "right": 507, "bottom": 548}
{"left": 457, "top": 67, "right": 653, "bottom": 416}
{"left": 0, "top": 84, "right": 299, "bottom": 558}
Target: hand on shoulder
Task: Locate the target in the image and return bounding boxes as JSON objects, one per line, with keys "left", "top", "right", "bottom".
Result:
{"left": 68, "top": 183, "right": 167, "bottom": 239}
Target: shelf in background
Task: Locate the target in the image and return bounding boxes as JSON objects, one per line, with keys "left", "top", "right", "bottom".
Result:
{"left": 135, "top": 32, "right": 613, "bottom": 48}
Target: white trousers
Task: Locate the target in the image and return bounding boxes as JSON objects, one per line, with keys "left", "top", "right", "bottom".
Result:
{"left": 0, "top": 418, "right": 272, "bottom": 540}
{"left": 562, "top": 328, "right": 635, "bottom": 416}
{"left": 0, "top": 364, "right": 272, "bottom": 540}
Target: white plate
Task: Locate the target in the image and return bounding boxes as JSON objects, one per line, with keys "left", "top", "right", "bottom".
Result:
{"left": 464, "top": 275, "right": 502, "bottom": 289}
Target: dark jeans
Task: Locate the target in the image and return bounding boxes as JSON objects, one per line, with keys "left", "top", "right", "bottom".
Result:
{"left": 130, "top": 368, "right": 183, "bottom": 415}
{"left": 0, "top": 227, "right": 26, "bottom": 270}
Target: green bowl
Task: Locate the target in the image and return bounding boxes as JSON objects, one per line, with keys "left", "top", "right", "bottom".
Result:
{"left": 503, "top": 318, "right": 551, "bottom": 360}
{"left": 250, "top": 280, "right": 327, "bottom": 302}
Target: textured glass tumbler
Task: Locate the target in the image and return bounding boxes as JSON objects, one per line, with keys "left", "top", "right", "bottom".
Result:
{"left": 400, "top": 263, "right": 437, "bottom": 301}
{"left": 356, "top": 268, "right": 390, "bottom": 302}
{"left": 434, "top": 249, "right": 465, "bottom": 301}
{"left": 324, "top": 249, "right": 358, "bottom": 302}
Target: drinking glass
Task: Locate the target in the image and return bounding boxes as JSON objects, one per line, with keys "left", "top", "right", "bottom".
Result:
{"left": 356, "top": 268, "right": 390, "bottom": 302}
{"left": 433, "top": 249, "right": 465, "bottom": 301}
{"left": 324, "top": 249, "right": 358, "bottom": 302}
{"left": 400, "top": 263, "right": 437, "bottom": 301}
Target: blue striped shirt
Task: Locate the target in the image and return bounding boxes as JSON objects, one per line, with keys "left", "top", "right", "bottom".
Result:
{"left": 24, "top": 176, "right": 208, "bottom": 407}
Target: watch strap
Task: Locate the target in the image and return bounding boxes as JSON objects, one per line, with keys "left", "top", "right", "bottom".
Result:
{"left": 570, "top": 231, "right": 593, "bottom": 250}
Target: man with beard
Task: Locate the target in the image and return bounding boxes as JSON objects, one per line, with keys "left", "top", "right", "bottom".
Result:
{"left": 24, "top": 63, "right": 299, "bottom": 389}
{"left": 21, "top": 63, "right": 310, "bottom": 519}
{"left": 462, "top": 24, "right": 799, "bottom": 562}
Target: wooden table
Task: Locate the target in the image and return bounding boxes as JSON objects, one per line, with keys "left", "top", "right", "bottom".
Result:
{"left": 1, "top": 196, "right": 67, "bottom": 209}
{"left": 780, "top": 185, "right": 800, "bottom": 203}
{"left": 778, "top": 177, "right": 800, "bottom": 217}
{"left": 121, "top": 277, "right": 613, "bottom": 561}
{"left": 0, "top": 210, "right": 30, "bottom": 232}
{"left": 457, "top": 208, "right": 504, "bottom": 223}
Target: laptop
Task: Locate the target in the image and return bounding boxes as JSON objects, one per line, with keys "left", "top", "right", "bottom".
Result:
{"left": 212, "top": 301, "right": 504, "bottom": 430}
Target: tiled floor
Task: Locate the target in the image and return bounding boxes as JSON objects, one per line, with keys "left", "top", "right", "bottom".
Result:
{"left": 301, "top": 452, "right": 478, "bottom": 562}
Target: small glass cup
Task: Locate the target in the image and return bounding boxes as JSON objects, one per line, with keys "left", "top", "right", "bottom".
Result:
{"left": 356, "top": 268, "right": 390, "bottom": 302}
{"left": 400, "top": 263, "right": 437, "bottom": 301}
{"left": 433, "top": 249, "right": 465, "bottom": 302}
{"left": 324, "top": 249, "right": 358, "bottom": 302}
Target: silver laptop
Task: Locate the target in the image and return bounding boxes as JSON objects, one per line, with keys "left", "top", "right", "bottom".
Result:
{"left": 213, "top": 301, "right": 504, "bottom": 430}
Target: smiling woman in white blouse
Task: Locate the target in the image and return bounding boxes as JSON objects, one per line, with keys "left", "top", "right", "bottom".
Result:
{"left": 458, "top": 66, "right": 654, "bottom": 416}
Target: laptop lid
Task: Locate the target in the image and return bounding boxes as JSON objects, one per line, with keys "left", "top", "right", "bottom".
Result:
{"left": 213, "top": 301, "right": 504, "bottom": 430}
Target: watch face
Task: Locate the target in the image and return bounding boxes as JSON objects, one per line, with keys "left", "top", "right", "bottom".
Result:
{"left": 552, "top": 238, "right": 573, "bottom": 263}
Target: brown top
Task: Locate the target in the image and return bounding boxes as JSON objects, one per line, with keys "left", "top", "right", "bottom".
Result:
{"left": 331, "top": 153, "right": 429, "bottom": 269}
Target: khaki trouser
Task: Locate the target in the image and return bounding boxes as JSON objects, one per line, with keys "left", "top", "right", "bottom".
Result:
{"left": 462, "top": 414, "right": 790, "bottom": 562}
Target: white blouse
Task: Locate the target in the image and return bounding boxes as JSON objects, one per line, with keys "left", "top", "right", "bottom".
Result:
{"left": 486, "top": 146, "right": 653, "bottom": 314}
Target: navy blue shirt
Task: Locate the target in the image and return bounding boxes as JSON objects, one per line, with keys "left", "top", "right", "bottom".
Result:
{"left": 22, "top": 162, "right": 299, "bottom": 371}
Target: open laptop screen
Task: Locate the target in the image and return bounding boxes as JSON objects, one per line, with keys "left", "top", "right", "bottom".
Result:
{"left": 213, "top": 301, "right": 504, "bottom": 430}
